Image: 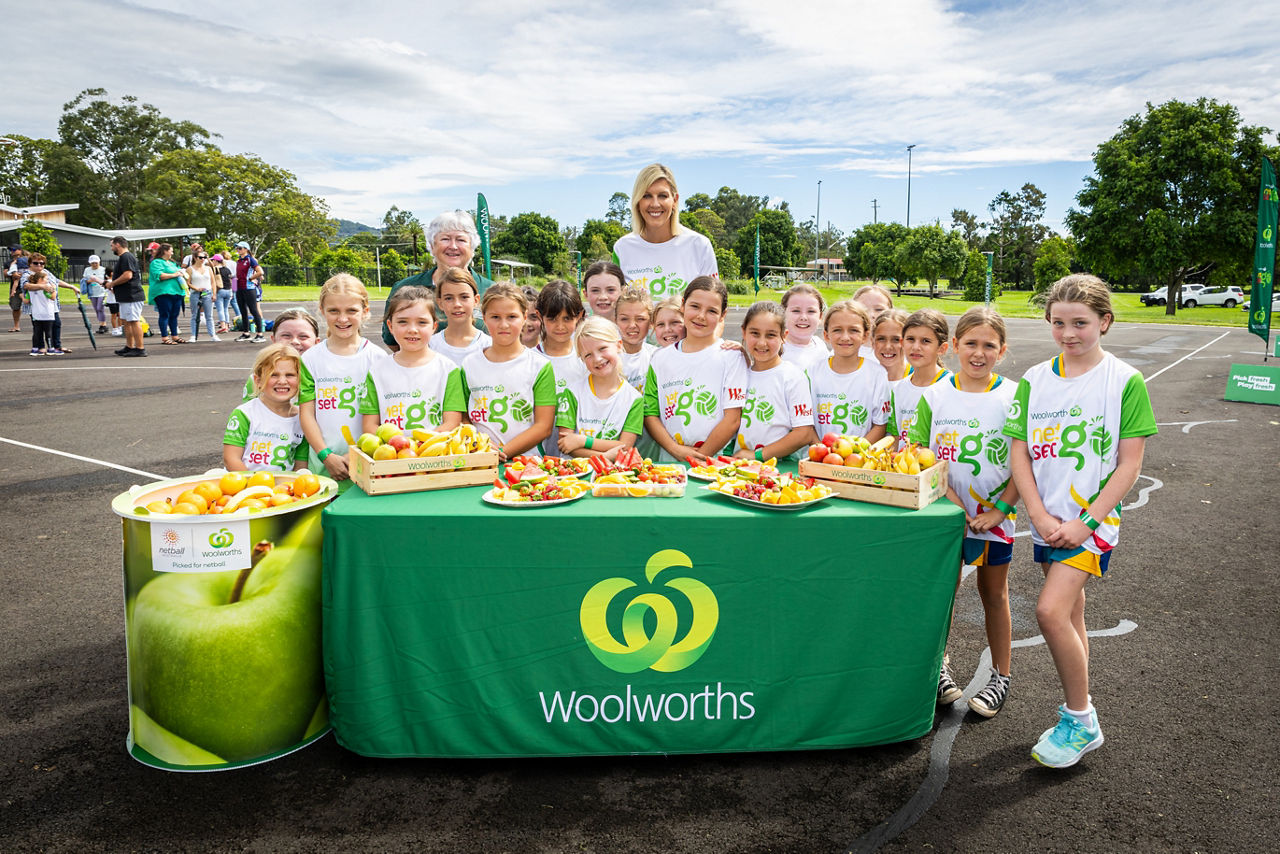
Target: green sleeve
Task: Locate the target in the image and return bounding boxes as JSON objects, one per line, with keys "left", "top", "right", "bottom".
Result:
{"left": 223, "top": 407, "right": 250, "bottom": 448}
{"left": 297, "top": 360, "right": 316, "bottom": 404}
{"left": 1001, "top": 378, "right": 1031, "bottom": 441}
{"left": 555, "top": 388, "right": 579, "bottom": 430}
{"left": 294, "top": 438, "right": 311, "bottom": 462}
{"left": 358, "top": 374, "right": 379, "bottom": 415}
{"left": 907, "top": 395, "right": 932, "bottom": 447}
{"left": 532, "top": 362, "right": 557, "bottom": 407}
{"left": 242, "top": 375, "right": 254, "bottom": 402}
{"left": 622, "top": 396, "right": 645, "bottom": 436}
{"left": 443, "top": 368, "right": 466, "bottom": 413}
{"left": 1119, "top": 372, "right": 1159, "bottom": 438}
{"left": 643, "top": 365, "right": 660, "bottom": 417}
{"left": 458, "top": 367, "right": 471, "bottom": 404}
{"left": 886, "top": 389, "right": 900, "bottom": 436}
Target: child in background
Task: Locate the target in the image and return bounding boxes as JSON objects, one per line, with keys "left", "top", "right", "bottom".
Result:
{"left": 520, "top": 284, "right": 542, "bottom": 348}
{"left": 886, "top": 308, "right": 951, "bottom": 446}
{"left": 22, "top": 254, "right": 78, "bottom": 354}
{"left": 223, "top": 343, "right": 309, "bottom": 472}
{"left": 361, "top": 286, "right": 464, "bottom": 435}
{"left": 431, "top": 268, "right": 492, "bottom": 364}
{"left": 583, "top": 260, "right": 625, "bottom": 321}
{"left": 1005, "top": 275, "right": 1157, "bottom": 768}
{"left": 536, "top": 280, "right": 588, "bottom": 452}
{"left": 909, "top": 306, "right": 1018, "bottom": 718}
{"left": 644, "top": 277, "right": 748, "bottom": 463}
{"left": 556, "top": 316, "right": 644, "bottom": 459}
{"left": 871, "top": 308, "right": 910, "bottom": 382}
{"left": 460, "top": 283, "right": 556, "bottom": 460}
{"left": 733, "top": 301, "right": 817, "bottom": 461}
{"left": 855, "top": 285, "right": 894, "bottom": 358}
{"left": 240, "top": 308, "right": 321, "bottom": 401}
{"left": 298, "top": 274, "right": 384, "bottom": 482}
{"left": 616, "top": 285, "right": 656, "bottom": 393}
{"left": 810, "top": 300, "right": 889, "bottom": 442}
{"left": 24, "top": 270, "right": 56, "bottom": 356}
{"left": 81, "top": 255, "right": 108, "bottom": 334}
{"left": 779, "top": 283, "right": 829, "bottom": 373}
{"left": 651, "top": 297, "right": 685, "bottom": 347}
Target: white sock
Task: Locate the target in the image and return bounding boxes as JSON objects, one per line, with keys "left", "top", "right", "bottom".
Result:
{"left": 1065, "top": 704, "right": 1096, "bottom": 728}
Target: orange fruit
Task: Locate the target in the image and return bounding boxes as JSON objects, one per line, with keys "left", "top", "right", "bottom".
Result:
{"left": 220, "top": 472, "right": 247, "bottom": 495}
{"left": 176, "top": 490, "right": 209, "bottom": 514}
{"left": 144, "top": 500, "right": 172, "bottom": 514}
{"left": 193, "top": 481, "right": 223, "bottom": 504}
{"left": 273, "top": 483, "right": 294, "bottom": 494}
{"left": 293, "top": 473, "right": 321, "bottom": 498}
{"left": 269, "top": 493, "right": 295, "bottom": 506}
{"left": 626, "top": 485, "right": 648, "bottom": 497}
{"left": 247, "top": 471, "right": 275, "bottom": 489}
{"left": 215, "top": 495, "right": 231, "bottom": 507}
{"left": 238, "top": 498, "right": 268, "bottom": 511}
{"left": 172, "top": 501, "right": 202, "bottom": 515}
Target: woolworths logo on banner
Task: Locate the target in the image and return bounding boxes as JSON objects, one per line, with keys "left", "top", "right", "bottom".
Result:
{"left": 579, "top": 549, "right": 718, "bottom": 673}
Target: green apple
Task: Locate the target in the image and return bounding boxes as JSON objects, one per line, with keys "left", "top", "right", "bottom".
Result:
{"left": 128, "top": 545, "right": 323, "bottom": 762}
{"left": 356, "top": 432, "right": 381, "bottom": 455}
{"left": 375, "top": 422, "right": 402, "bottom": 443}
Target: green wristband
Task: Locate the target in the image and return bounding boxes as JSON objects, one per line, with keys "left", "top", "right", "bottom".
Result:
{"left": 993, "top": 499, "right": 1016, "bottom": 515}
{"left": 755, "top": 449, "right": 764, "bottom": 462}
{"left": 318, "top": 447, "right": 333, "bottom": 462}
{"left": 1079, "top": 511, "right": 1101, "bottom": 530}
{"left": 585, "top": 436, "right": 594, "bottom": 450}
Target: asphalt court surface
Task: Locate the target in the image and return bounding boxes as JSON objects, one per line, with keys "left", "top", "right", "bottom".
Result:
{"left": 1, "top": 304, "right": 1276, "bottom": 852}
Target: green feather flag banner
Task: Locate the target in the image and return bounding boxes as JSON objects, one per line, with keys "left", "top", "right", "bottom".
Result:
{"left": 753, "top": 223, "right": 760, "bottom": 295}
{"left": 477, "top": 193, "right": 492, "bottom": 281}
{"left": 1248, "top": 157, "right": 1277, "bottom": 348}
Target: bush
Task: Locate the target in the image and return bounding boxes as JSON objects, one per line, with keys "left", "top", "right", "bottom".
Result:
{"left": 262, "top": 238, "right": 303, "bottom": 286}
{"left": 725, "top": 278, "right": 751, "bottom": 295}
{"left": 715, "top": 246, "right": 741, "bottom": 278}
{"left": 959, "top": 250, "right": 1002, "bottom": 301}
{"left": 19, "top": 221, "right": 67, "bottom": 278}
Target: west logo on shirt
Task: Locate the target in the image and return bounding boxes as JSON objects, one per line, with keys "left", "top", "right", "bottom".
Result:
{"left": 1023, "top": 404, "right": 1114, "bottom": 470}
{"left": 469, "top": 384, "right": 533, "bottom": 434}
{"left": 315, "top": 375, "right": 359, "bottom": 417}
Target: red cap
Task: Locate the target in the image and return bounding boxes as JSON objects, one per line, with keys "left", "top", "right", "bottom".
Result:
{"left": 147, "top": 241, "right": 160, "bottom": 251}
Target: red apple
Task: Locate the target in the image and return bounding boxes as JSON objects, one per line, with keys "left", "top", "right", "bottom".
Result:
{"left": 388, "top": 434, "right": 410, "bottom": 452}
{"left": 822, "top": 432, "right": 839, "bottom": 448}
{"left": 822, "top": 452, "right": 843, "bottom": 466}
{"left": 808, "top": 443, "right": 828, "bottom": 462}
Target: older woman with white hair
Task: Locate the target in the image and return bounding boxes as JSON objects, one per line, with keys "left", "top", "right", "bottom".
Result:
{"left": 611, "top": 163, "right": 719, "bottom": 303}
{"left": 380, "top": 209, "right": 494, "bottom": 349}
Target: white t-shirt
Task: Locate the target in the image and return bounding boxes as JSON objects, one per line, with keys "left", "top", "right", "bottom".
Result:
{"left": 555, "top": 376, "right": 645, "bottom": 441}
{"left": 222, "top": 398, "right": 308, "bottom": 472}
{"left": 887, "top": 367, "right": 951, "bottom": 444}
{"left": 621, "top": 343, "right": 658, "bottom": 394}
{"left": 910, "top": 376, "right": 1018, "bottom": 543}
{"left": 187, "top": 265, "right": 214, "bottom": 293}
{"left": 430, "top": 329, "right": 491, "bottom": 365}
{"left": 460, "top": 348, "right": 557, "bottom": 456}
{"left": 1003, "top": 352, "right": 1158, "bottom": 553}
{"left": 738, "top": 361, "right": 813, "bottom": 459}
{"left": 359, "top": 353, "right": 465, "bottom": 432}
{"left": 780, "top": 336, "right": 828, "bottom": 375}
{"left": 298, "top": 338, "right": 385, "bottom": 468}
{"left": 82, "top": 265, "right": 107, "bottom": 298}
{"left": 538, "top": 346, "right": 589, "bottom": 455}
{"left": 28, "top": 285, "right": 57, "bottom": 321}
{"left": 643, "top": 340, "right": 749, "bottom": 462}
{"left": 612, "top": 230, "right": 718, "bottom": 302}
{"left": 809, "top": 356, "right": 891, "bottom": 438}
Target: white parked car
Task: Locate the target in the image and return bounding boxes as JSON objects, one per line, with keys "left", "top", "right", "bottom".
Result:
{"left": 1141, "top": 283, "right": 1206, "bottom": 306}
{"left": 1240, "top": 296, "right": 1280, "bottom": 312}
{"left": 1181, "top": 286, "right": 1244, "bottom": 308}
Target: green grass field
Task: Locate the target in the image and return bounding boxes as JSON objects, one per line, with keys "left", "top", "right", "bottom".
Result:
{"left": 263, "top": 280, "right": 1275, "bottom": 329}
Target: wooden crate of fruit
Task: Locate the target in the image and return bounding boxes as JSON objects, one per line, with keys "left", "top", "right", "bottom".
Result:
{"left": 798, "top": 458, "right": 950, "bottom": 510}
{"left": 349, "top": 446, "right": 499, "bottom": 495}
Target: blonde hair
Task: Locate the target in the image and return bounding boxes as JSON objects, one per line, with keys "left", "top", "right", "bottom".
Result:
{"left": 480, "top": 281, "right": 529, "bottom": 316}
{"left": 1044, "top": 274, "right": 1114, "bottom": 330}
{"left": 853, "top": 284, "right": 894, "bottom": 308}
{"left": 954, "top": 305, "right": 1007, "bottom": 345}
{"left": 873, "top": 307, "right": 909, "bottom": 337}
{"left": 823, "top": 299, "right": 871, "bottom": 334}
{"left": 319, "top": 273, "right": 369, "bottom": 310}
{"left": 650, "top": 296, "right": 683, "bottom": 326}
{"left": 630, "top": 163, "right": 681, "bottom": 237}
{"left": 251, "top": 343, "right": 301, "bottom": 394}
{"left": 616, "top": 284, "right": 652, "bottom": 313}
{"left": 574, "top": 315, "right": 623, "bottom": 355}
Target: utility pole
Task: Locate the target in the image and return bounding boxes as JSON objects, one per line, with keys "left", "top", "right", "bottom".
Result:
{"left": 814, "top": 180, "right": 822, "bottom": 276}
{"left": 906, "top": 144, "right": 917, "bottom": 228}
{"left": 871, "top": 199, "right": 879, "bottom": 224}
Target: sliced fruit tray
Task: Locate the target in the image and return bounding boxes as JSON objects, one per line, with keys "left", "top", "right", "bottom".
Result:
{"left": 589, "top": 448, "right": 687, "bottom": 498}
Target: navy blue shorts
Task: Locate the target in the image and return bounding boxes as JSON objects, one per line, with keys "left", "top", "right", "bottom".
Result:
{"left": 963, "top": 537, "right": 1013, "bottom": 567}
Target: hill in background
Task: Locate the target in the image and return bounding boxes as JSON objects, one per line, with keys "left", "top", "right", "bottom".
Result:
{"left": 331, "top": 218, "right": 380, "bottom": 239}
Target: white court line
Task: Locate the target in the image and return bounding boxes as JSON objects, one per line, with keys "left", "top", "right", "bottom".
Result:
{"left": 0, "top": 366, "right": 247, "bottom": 373}
{"left": 1143, "top": 330, "right": 1233, "bottom": 382}
{"left": 0, "top": 436, "right": 166, "bottom": 481}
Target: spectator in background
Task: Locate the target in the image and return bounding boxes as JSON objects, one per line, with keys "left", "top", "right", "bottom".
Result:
{"left": 181, "top": 241, "right": 204, "bottom": 269}
{"left": 81, "top": 254, "right": 109, "bottom": 333}
{"left": 233, "top": 241, "right": 265, "bottom": 342}
{"left": 148, "top": 242, "right": 187, "bottom": 344}
{"left": 212, "top": 252, "right": 234, "bottom": 334}
{"left": 107, "top": 236, "right": 147, "bottom": 357}
{"left": 8, "top": 247, "right": 28, "bottom": 332}
{"left": 186, "top": 249, "right": 220, "bottom": 341}
{"left": 21, "top": 254, "right": 78, "bottom": 354}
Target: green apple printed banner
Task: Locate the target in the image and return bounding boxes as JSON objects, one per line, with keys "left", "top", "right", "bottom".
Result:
{"left": 117, "top": 481, "right": 334, "bottom": 771}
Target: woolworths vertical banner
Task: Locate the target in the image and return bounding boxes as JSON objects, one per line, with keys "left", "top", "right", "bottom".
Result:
{"left": 477, "top": 193, "right": 492, "bottom": 280}
{"left": 1248, "top": 157, "right": 1277, "bottom": 347}
{"left": 753, "top": 223, "right": 760, "bottom": 295}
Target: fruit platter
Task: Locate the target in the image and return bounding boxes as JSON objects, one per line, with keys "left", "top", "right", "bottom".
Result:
{"left": 484, "top": 469, "right": 590, "bottom": 507}
{"left": 589, "top": 447, "right": 687, "bottom": 498}
{"left": 508, "top": 454, "right": 593, "bottom": 479}
{"left": 124, "top": 469, "right": 330, "bottom": 517}
{"left": 686, "top": 455, "right": 781, "bottom": 483}
{"left": 703, "top": 471, "right": 833, "bottom": 510}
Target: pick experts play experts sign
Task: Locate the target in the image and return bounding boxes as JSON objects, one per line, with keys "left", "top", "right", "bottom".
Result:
{"left": 150, "top": 518, "right": 252, "bottom": 573}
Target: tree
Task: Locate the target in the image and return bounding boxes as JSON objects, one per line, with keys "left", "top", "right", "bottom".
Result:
{"left": 379, "top": 248, "right": 407, "bottom": 287}
{"left": 735, "top": 208, "right": 800, "bottom": 272}
{"left": 698, "top": 186, "right": 776, "bottom": 234}
{"left": 845, "top": 222, "right": 911, "bottom": 288}
{"left": 58, "top": 88, "right": 216, "bottom": 228}
{"left": 381, "top": 206, "right": 425, "bottom": 263}
{"left": 679, "top": 208, "right": 731, "bottom": 249}
{"left": 311, "top": 246, "right": 373, "bottom": 281}
{"left": 606, "top": 192, "right": 631, "bottom": 225}
{"left": 1066, "top": 98, "right": 1275, "bottom": 315}
{"left": 795, "top": 218, "right": 845, "bottom": 264}
{"left": 895, "top": 225, "right": 967, "bottom": 297}
{"left": 951, "top": 209, "right": 983, "bottom": 249}
{"left": 958, "top": 249, "right": 998, "bottom": 301}
{"left": 986, "top": 184, "right": 1047, "bottom": 289}
{"left": 0, "top": 134, "right": 96, "bottom": 218}
{"left": 1033, "top": 235, "right": 1075, "bottom": 296}
{"left": 18, "top": 221, "right": 67, "bottom": 278}
{"left": 576, "top": 218, "right": 625, "bottom": 257}
{"left": 492, "top": 211, "right": 563, "bottom": 273}
{"left": 262, "top": 238, "right": 303, "bottom": 286}
{"left": 715, "top": 246, "right": 741, "bottom": 279}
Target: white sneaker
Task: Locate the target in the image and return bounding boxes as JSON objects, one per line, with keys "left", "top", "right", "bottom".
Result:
{"left": 210, "top": 334, "right": 222, "bottom": 342}
{"left": 111, "top": 328, "right": 124, "bottom": 337}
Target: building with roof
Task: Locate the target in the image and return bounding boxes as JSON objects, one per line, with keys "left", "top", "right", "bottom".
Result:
{"left": 1, "top": 202, "right": 204, "bottom": 275}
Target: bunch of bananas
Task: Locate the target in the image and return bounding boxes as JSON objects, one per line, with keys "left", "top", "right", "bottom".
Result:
{"left": 853, "top": 436, "right": 935, "bottom": 474}
{"left": 411, "top": 425, "right": 492, "bottom": 456}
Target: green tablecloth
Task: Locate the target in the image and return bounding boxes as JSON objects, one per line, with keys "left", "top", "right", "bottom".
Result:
{"left": 322, "top": 478, "right": 965, "bottom": 758}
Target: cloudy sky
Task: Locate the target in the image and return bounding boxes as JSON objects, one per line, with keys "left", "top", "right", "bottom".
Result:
{"left": 11, "top": 0, "right": 1279, "bottom": 239}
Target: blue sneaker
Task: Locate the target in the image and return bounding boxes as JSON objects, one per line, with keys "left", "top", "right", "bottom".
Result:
{"left": 1032, "top": 707, "right": 1104, "bottom": 768}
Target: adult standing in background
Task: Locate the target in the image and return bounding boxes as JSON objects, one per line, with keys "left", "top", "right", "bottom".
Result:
{"left": 148, "top": 243, "right": 186, "bottom": 344}
{"left": 212, "top": 252, "right": 234, "bottom": 334}
{"left": 181, "top": 241, "right": 204, "bottom": 269}
{"left": 185, "top": 249, "right": 220, "bottom": 341}
{"left": 8, "top": 248, "right": 28, "bottom": 332}
{"left": 379, "top": 210, "right": 493, "bottom": 350}
{"left": 233, "top": 240, "right": 266, "bottom": 342}
{"left": 106, "top": 236, "right": 147, "bottom": 357}
{"left": 80, "top": 254, "right": 108, "bottom": 334}
{"left": 612, "top": 163, "right": 718, "bottom": 303}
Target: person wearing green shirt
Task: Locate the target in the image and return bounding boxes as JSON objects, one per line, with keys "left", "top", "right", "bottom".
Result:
{"left": 381, "top": 210, "right": 494, "bottom": 350}
{"left": 147, "top": 243, "right": 187, "bottom": 345}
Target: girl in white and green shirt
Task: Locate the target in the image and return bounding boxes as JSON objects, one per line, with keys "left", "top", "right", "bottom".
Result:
{"left": 810, "top": 300, "right": 889, "bottom": 442}
{"left": 733, "top": 302, "right": 816, "bottom": 461}
{"left": 223, "top": 344, "right": 309, "bottom": 472}
{"left": 885, "top": 309, "right": 951, "bottom": 447}
{"left": 556, "top": 316, "right": 645, "bottom": 459}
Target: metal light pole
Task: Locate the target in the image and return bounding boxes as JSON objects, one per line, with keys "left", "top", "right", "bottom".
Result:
{"left": 814, "top": 180, "right": 822, "bottom": 275}
{"left": 906, "top": 144, "right": 916, "bottom": 227}
{"left": 871, "top": 199, "right": 878, "bottom": 224}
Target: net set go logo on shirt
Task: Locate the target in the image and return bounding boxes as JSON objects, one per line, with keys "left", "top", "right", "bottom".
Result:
{"left": 816, "top": 392, "right": 868, "bottom": 435}
{"left": 931, "top": 417, "right": 1010, "bottom": 477}
{"left": 469, "top": 383, "right": 533, "bottom": 434}
{"left": 315, "top": 375, "right": 359, "bottom": 417}
{"left": 1023, "top": 404, "right": 1115, "bottom": 470}
{"left": 382, "top": 387, "right": 442, "bottom": 431}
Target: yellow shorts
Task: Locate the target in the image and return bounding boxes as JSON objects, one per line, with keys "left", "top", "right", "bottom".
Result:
{"left": 1034, "top": 544, "right": 1110, "bottom": 577}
